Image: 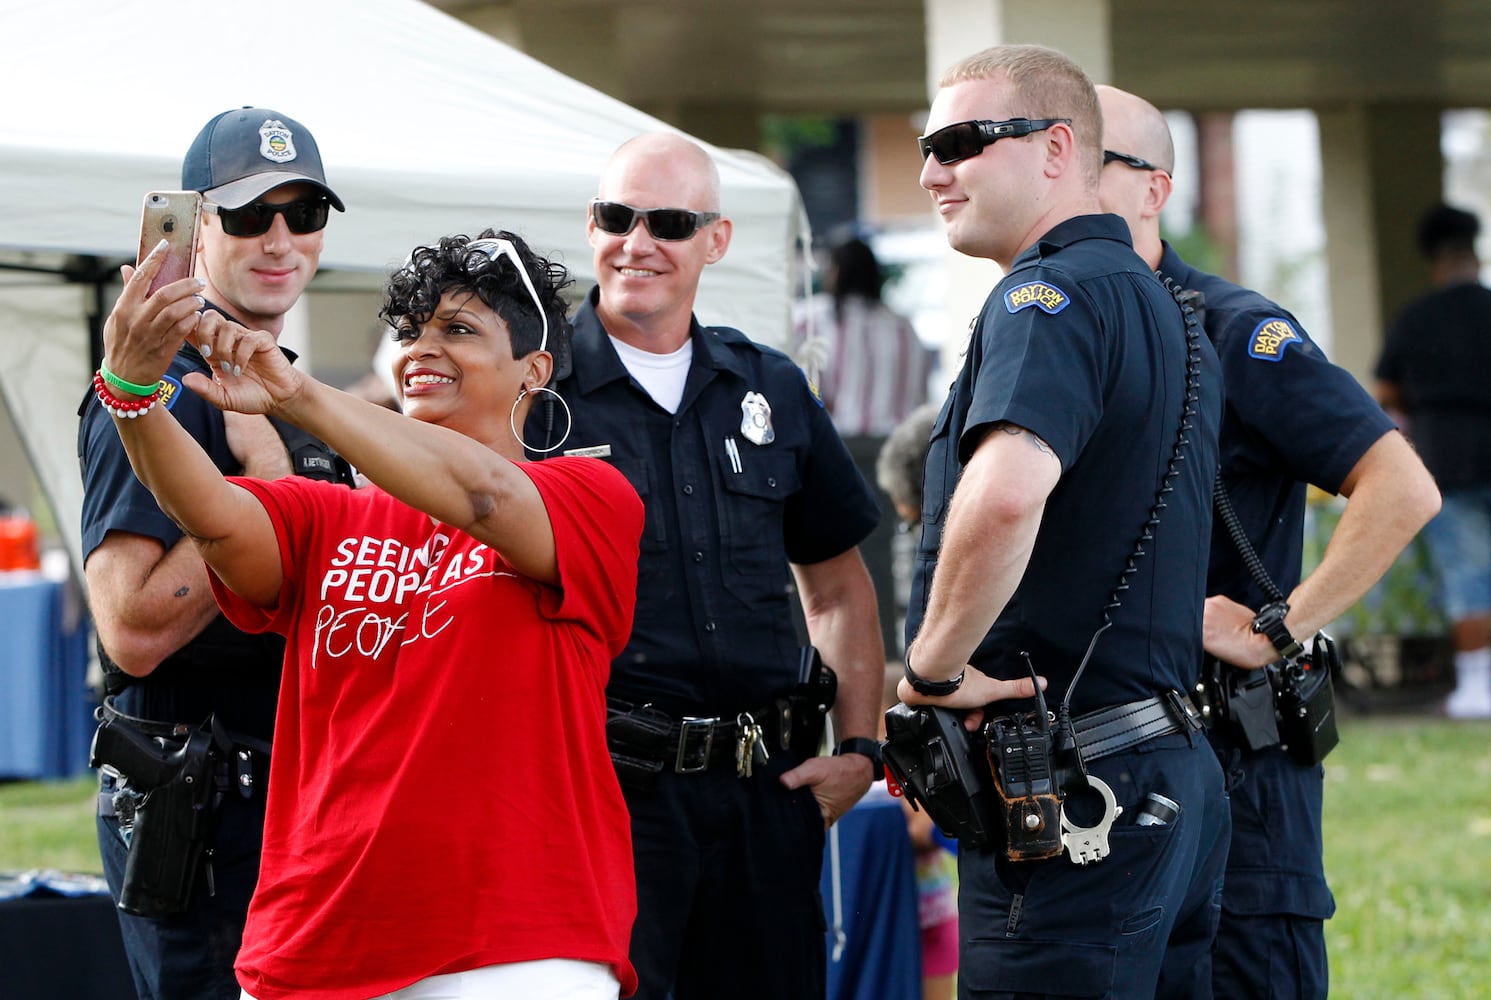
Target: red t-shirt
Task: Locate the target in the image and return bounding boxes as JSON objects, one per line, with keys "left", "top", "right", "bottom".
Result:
{"left": 211, "top": 457, "right": 642, "bottom": 1000}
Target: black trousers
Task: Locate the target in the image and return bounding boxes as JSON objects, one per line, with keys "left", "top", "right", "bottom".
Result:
{"left": 623, "top": 750, "right": 827, "bottom": 1000}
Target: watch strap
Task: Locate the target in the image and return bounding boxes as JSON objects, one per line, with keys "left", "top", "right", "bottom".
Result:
{"left": 902, "top": 656, "right": 964, "bottom": 697}
{"left": 834, "top": 737, "right": 884, "bottom": 781}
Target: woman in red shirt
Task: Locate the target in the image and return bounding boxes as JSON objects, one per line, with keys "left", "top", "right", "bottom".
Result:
{"left": 96, "top": 229, "right": 642, "bottom": 1000}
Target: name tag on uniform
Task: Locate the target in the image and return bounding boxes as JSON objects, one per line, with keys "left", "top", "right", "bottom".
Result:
{"left": 564, "top": 444, "right": 612, "bottom": 458}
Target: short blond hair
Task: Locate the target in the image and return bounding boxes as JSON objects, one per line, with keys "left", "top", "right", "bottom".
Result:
{"left": 940, "top": 44, "right": 1103, "bottom": 185}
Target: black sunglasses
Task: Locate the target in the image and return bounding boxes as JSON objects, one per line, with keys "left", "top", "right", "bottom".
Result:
{"left": 917, "top": 117, "right": 1071, "bottom": 165}
{"left": 1103, "top": 149, "right": 1167, "bottom": 174}
{"left": 590, "top": 200, "right": 721, "bottom": 242}
{"left": 204, "top": 198, "right": 332, "bottom": 237}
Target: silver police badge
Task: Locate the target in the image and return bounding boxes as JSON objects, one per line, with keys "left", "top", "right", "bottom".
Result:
{"left": 258, "top": 120, "right": 298, "bottom": 163}
{"left": 740, "top": 391, "right": 775, "bottom": 446}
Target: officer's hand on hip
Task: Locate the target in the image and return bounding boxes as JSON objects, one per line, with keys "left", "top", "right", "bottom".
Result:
{"left": 896, "top": 669, "right": 1047, "bottom": 731}
{"left": 780, "top": 753, "right": 874, "bottom": 830}
{"left": 1202, "top": 594, "right": 1276, "bottom": 668}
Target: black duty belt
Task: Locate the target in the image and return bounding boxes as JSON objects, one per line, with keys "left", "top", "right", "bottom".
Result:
{"left": 1061, "top": 690, "right": 1203, "bottom": 763}
{"left": 607, "top": 698, "right": 784, "bottom": 774}
{"left": 97, "top": 696, "right": 272, "bottom": 758}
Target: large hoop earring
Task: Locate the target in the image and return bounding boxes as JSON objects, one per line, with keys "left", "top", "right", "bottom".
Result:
{"left": 510, "top": 385, "right": 573, "bottom": 454}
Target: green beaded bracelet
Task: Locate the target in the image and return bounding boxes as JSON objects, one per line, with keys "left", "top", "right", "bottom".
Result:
{"left": 99, "top": 363, "right": 162, "bottom": 398}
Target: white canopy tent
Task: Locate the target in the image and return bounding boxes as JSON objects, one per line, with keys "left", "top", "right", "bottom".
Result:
{"left": 0, "top": 0, "right": 808, "bottom": 578}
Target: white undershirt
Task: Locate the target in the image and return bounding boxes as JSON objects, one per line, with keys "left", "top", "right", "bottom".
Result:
{"left": 609, "top": 334, "right": 693, "bottom": 414}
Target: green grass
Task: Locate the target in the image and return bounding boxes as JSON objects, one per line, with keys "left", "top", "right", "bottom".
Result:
{"left": 1322, "top": 716, "right": 1491, "bottom": 999}
{"left": 2, "top": 717, "right": 1487, "bottom": 996}
{"left": 0, "top": 775, "right": 100, "bottom": 875}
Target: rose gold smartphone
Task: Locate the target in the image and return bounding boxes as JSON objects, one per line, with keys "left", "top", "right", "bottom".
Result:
{"left": 136, "top": 190, "right": 201, "bottom": 296}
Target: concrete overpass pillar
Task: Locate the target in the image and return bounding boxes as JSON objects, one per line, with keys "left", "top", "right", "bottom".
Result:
{"left": 1319, "top": 103, "right": 1442, "bottom": 381}
{"left": 922, "top": 0, "right": 1112, "bottom": 359}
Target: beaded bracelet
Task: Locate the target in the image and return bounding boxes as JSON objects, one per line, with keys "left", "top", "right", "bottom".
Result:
{"left": 93, "top": 370, "right": 163, "bottom": 419}
{"left": 99, "top": 362, "right": 163, "bottom": 398}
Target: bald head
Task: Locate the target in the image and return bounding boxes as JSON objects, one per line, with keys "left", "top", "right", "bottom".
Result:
{"left": 1095, "top": 85, "right": 1174, "bottom": 268}
{"left": 1096, "top": 85, "right": 1174, "bottom": 174}
{"left": 601, "top": 132, "right": 721, "bottom": 212}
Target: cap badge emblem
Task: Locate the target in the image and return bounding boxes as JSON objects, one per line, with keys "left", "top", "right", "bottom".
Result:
{"left": 258, "top": 120, "right": 297, "bottom": 163}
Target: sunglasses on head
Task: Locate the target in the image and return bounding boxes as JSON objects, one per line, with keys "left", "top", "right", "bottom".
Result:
{"left": 464, "top": 238, "right": 549, "bottom": 353}
{"left": 917, "top": 117, "right": 1072, "bottom": 165}
{"left": 204, "top": 197, "right": 331, "bottom": 237}
{"left": 590, "top": 200, "right": 720, "bottom": 242}
{"left": 1103, "top": 149, "right": 1167, "bottom": 174}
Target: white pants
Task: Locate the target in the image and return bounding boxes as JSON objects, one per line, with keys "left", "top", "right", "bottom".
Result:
{"left": 241, "top": 959, "right": 620, "bottom": 1000}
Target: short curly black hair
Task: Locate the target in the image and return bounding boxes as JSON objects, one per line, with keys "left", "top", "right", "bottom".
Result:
{"left": 379, "top": 229, "right": 573, "bottom": 378}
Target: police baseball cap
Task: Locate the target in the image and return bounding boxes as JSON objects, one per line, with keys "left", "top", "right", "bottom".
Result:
{"left": 182, "top": 107, "right": 345, "bottom": 211}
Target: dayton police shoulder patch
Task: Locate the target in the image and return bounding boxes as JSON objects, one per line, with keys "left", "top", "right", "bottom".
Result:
{"left": 158, "top": 375, "right": 185, "bottom": 411}
{"left": 1004, "top": 280, "right": 1069, "bottom": 315}
{"left": 803, "top": 370, "right": 825, "bottom": 408}
{"left": 1247, "top": 318, "right": 1302, "bottom": 362}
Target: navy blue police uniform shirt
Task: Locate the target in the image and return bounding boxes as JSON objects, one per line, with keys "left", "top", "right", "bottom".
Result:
{"left": 907, "top": 215, "right": 1222, "bottom": 715}
{"left": 532, "top": 289, "right": 880, "bottom": 716}
{"left": 78, "top": 314, "right": 351, "bottom": 740}
{"left": 1159, "top": 244, "right": 1394, "bottom": 610}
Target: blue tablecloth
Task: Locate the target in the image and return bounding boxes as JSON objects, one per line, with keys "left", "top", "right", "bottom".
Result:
{"left": 0, "top": 573, "right": 94, "bottom": 779}
{"left": 822, "top": 787, "right": 922, "bottom": 1000}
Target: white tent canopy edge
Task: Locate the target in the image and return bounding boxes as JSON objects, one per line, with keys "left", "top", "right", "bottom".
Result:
{"left": 0, "top": 0, "right": 808, "bottom": 579}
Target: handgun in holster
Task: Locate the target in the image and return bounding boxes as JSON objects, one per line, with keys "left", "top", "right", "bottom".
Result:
{"left": 882, "top": 703, "right": 1000, "bottom": 850}
{"left": 779, "top": 646, "right": 837, "bottom": 755}
{"left": 90, "top": 714, "right": 231, "bottom": 917}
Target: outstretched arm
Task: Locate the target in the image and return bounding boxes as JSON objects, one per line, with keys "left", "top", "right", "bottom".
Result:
{"left": 183, "top": 299, "right": 560, "bottom": 585}
{"left": 101, "top": 248, "right": 282, "bottom": 607}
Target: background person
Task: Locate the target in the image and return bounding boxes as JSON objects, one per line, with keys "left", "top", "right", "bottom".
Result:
{"left": 900, "top": 45, "right": 1227, "bottom": 999}
{"left": 1376, "top": 202, "right": 1491, "bottom": 719}
{"left": 530, "top": 131, "right": 886, "bottom": 1000}
{"left": 97, "top": 229, "right": 641, "bottom": 1000}
{"left": 796, "top": 235, "right": 937, "bottom": 658}
{"left": 77, "top": 106, "right": 353, "bottom": 1000}
{"left": 875, "top": 409, "right": 959, "bottom": 1000}
{"left": 1097, "top": 83, "right": 1440, "bottom": 1000}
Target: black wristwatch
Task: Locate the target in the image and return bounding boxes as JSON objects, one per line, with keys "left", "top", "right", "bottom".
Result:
{"left": 1251, "top": 600, "right": 1305, "bottom": 661}
{"left": 902, "top": 655, "right": 965, "bottom": 697}
{"left": 834, "top": 737, "right": 884, "bottom": 782}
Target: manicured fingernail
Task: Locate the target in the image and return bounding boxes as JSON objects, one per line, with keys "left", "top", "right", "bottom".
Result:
{"left": 155, "top": 238, "right": 169, "bottom": 253}
{"left": 199, "top": 341, "right": 211, "bottom": 358}
{"left": 220, "top": 360, "right": 232, "bottom": 373}
{"left": 196, "top": 278, "right": 207, "bottom": 288}
{"left": 232, "top": 364, "right": 242, "bottom": 377}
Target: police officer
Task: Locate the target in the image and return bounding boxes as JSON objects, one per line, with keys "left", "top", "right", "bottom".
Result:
{"left": 527, "top": 132, "right": 885, "bottom": 1000}
{"left": 899, "top": 46, "right": 1229, "bottom": 998}
{"left": 79, "top": 108, "right": 354, "bottom": 1000}
{"left": 1097, "top": 85, "right": 1440, "bottom": 999}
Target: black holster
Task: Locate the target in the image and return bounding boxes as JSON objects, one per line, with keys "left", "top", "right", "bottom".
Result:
{"left": 881, "top": 703, "right": 1000, "bottom": 850}
{"left": 1200, "top": 632, "right": 1341, "bottom": 766}
{"left": 91, "top": 714, "right": 231, "bottom": 917}
{"left": 782, "top": 646, "right": 837, "bottom": 755}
